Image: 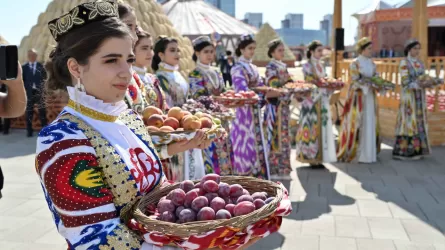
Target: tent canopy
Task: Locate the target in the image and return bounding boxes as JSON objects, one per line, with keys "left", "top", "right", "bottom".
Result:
{"left": 352, "top": 0, "right": 394, "bottom": 18}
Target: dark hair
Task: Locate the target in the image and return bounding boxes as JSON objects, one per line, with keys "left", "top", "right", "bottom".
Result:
{"left": 45, "top": 17, "right": 131, "bottom": 92}
{"left": 192, "top": 41, "right": 213, "bottom": 62}
{"left": 235, "top": 39, "right": 256, "bottom": 57}
{"left": 118, "top": 2, "right": 134, "bottom": 19}
{"left": 135, "top": 30, "right": 151, "bottom": 48}
{"left": 226, "top": 50, "right": 232, "bottom": 56}
{"left": 268, "top": 41, "right": 283, "bottom": 58}
{"left": 306, "top": 40, "right": 323, "bottom": 59}
{"left": 152, "top": 37, "right": 178, "bottom": 71}
{"left": 404, "top": 42, "right": 420, "bottom": 56}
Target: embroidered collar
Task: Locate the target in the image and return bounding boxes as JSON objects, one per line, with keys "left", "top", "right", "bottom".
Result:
{"left": 408, "top": 55, "right": 419, "bottom": 63}
{"left": 66, "top": 86, "right": 127, "bottom": 122}
{"left": 239, "top": 56, "right": 252, "bottom": 63}
{"left": 132, "top": 65, "right": 147, "bottom": 75}
{"left": 159, "top": 62, "right": 179, "bottom": 72}
{"left": 271, "top": 59, "right": 286, "bottom": 68}
{"left": 197, "top": 61, "right": 211, "bottom": 70}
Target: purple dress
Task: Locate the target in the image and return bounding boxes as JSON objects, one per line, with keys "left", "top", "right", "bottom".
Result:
{"left": 230, "top": 58, "right": 270, "bottom": 179}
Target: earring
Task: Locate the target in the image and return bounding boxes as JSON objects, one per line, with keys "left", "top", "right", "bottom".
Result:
{"left": 76, "top": 78, "right": 85, "bottom": 92}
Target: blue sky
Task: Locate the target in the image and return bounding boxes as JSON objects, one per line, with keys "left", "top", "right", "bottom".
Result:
{"left": 0, "top": 0, "right": 403, "bottom": 46}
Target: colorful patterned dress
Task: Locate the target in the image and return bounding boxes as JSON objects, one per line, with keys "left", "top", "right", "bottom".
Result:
{"left": 337, "top": 55, "right": 381, "bottom": 163}
{"left": 35, "top": 87, "right": 177, "bottom": 250}
{"left": 133, "top": 66, "right": 168, "bottom": 111}
{"left": 125, "top": 72, "right": 148, "bottom": 114}
{"left": 189, "top": 62, "right": 233, "bottom": 176}
{"left": 296, "top": 58, "right": 337, "bottom": 164}
{"left": 264, "top": 59, "right": 293, "bottom": 177}
{"left": 393, "top": 56, "right": 431, "bottom": 159}
{"left": 157, "top": 62, "right": 206, "bottom": 181}
{"left": 230, "top": 57, "right": 270, "bottom": 179}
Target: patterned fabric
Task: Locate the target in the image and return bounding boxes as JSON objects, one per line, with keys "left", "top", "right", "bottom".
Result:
{"left": 337, "top": 58, "right": 381, "bottom": 162}
{"left": 230, "top": 59, "right": 270, "bottom": 179}
{"left": 125, "top": 72, "right": 148, "bottom": 114}
{"left": 393, "top": 58, "right": 431, "bottom": 158}
{"left": 264, "top": 60, "right": 292, "bottom": 176}
{"left": 36, "top": 104, "right": 164, "bottom": 249}
{"left": 188, "top": 66, "right": 233, "bottom": 176}
{"left": 156, "top": 66, "right": 205, "bottom": 182}
{"left": 296, "top": 60, "right": 336, "bottom": 164}
{"left": 134, "top": 67, "right": 168, "bottom": 112}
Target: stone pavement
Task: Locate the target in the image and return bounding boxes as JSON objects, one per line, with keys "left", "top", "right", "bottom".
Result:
{"left": 1, "top": 129, "right": 445, "bottom": 250}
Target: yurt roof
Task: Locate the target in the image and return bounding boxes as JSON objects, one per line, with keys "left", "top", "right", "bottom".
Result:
{"left": 394, "top": 0, "right": 445, "bottom": 8}
{"left": 162, "top": 0, "right": 257, "bottom": 36}
{"left": 0, "top": 35, "right": 8, "bottom": 45}
{"left": 252, "top": 23, "right": 296, "bottom": 62}
{"left": 18, "top": 0, "right": 195, "bottom": 77}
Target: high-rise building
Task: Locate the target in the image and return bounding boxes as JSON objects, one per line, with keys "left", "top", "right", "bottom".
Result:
{"left": 281, "top": 14, "right": 303, "bottom": 29}
{"left": 243, "top": 13, "right": 263, "bottom": 29}
{"left": 204, "top": 0, "right": 236, "bottom": 17}
{"left": 319, "top": 14, "right": 333, "bottom": 45}
{"left": 156, "top": 0, "right": 167, "bottom": 3}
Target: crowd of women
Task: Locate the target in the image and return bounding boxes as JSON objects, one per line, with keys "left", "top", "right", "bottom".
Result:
{"left": 33, "top": 1, "right": 436, "bottom": 249}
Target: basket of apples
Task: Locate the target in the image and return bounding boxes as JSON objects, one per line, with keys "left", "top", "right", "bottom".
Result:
{"left": 182, "top": 97, "right": 235, "bottom": 121}
{"left": 213, "top": 90, "right": 259, "bottom": 108}
{"left": 284, "top": 80, "right": 314, "bottom": 94}
{"left": 315, "top": 77, "right": 345, "bottom": 90}
{"left": 142, "top": 106, "right": 226, "bottom": 145}
{"left": 418, "top": 74, "right": 444, "bottom": 88}
{"left": 125, "top": 174, "right": 292, "bottom": 250}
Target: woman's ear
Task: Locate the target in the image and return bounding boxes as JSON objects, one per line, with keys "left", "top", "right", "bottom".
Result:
{"left": 67, "top": 58, "right": 81, "bottom": 79}
{"left": 159, "top": 52, "right": 165, "bottom": 62}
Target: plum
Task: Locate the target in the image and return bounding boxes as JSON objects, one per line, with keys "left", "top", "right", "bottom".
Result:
{"left": 205, "top": 193, "right": 219, "bottom": 203}
{"left": 236, "top": 195, "right": 253, "bottom": 204}
{"left": 175, "top": 206, "right": 185, "bottom": 218}
{"left": 218, "top": 182, "right": 230, "bottom": 197}
{"left": 160, "top": 211, "right": 176, "bottom": 223}
{"left": 202, "top": 180, "right": 219, "bottom": 193}
{"left": 201, "top": 174, "right": 221, "bottom": 184}
{"left": 252, "top": 192, "right": 267, "bottom": 201}
{"left": 157, "top": 200, "right": 175, "bottom": 214}
{"left": 242, "top": 189, "right": 250, "bottom": 196}
{"left": 216, "top": 209, "right": 232, "bottom": 220}
{"left": 184, "top": 189, "right": 199, "bottom": 208}
{"left": 179, "top": 208, "right": 196, "bottom": 223}
{"left": 210, "top": 197, "right": 226, "bottom": 212}
{"left": 197, "top": 207, "right": 216, "bottom": 221}
{"left": 191, "top": 196, "right": 209, "bottom": 211}
{"left": 229, "top": 184, "right": 243, "bottom": 197}
{"left": 169, "top": 189, "right": 186, "bottom": 206}
{"left": 180, "top": 180, "right": 195, "bottom": 193}
{"left": 225, "top": 204, "right": 235, "bottom": 216}
{"left": 265, "top": 197, "right": 274, "bottom": 204}
{"left": 253, "top": 199, "right": 266, "bottom": 209}
{"left": 233, "top": 201, "right": 255, "bottom": 216}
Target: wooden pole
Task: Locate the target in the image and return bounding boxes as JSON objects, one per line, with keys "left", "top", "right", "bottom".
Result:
{"left": 331, "top": 0, "right": 342, "bottom": 78}
{"left": 418, "top": 0, "right": 428, "bottom": 63}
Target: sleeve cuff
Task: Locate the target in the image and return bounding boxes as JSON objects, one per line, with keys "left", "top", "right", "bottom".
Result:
{"left": 159, "top": 145, "right": 171, "bottom": 159}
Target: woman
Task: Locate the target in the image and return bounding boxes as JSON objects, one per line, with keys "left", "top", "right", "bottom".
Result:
{"left": 133, "top": 29, "right": 168, "bottom": 111}
{"left": 337, "top": 37, "right": 380, "bottom": 163}
{"left": 230, "top": 34, "right": 280, "bottom": 179}
{"left": 37, "top": 2, "right": 177, "bottom": 248}
{"left": 188, "top": 35, "right": 233, "bottom": 176}
{"left": 393, "top": 39, "right": 431, "bottom": 160}
{"left": 153, "top": 36, "right": 206, "bottom": 181}
{"left": 264, "top": 38, "right": 293, "bottom": 177}
{"left": 296, "top": 40, "right": 336, "bottom": 168}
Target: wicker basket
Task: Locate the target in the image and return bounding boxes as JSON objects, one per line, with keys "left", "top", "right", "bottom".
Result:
{"left": 127, "top": 176, "right": 285, "bottom": 238}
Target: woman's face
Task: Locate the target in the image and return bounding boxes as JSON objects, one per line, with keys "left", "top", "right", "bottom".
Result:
{"left": 362, "top": 45, "right": 373, "bottom": 57}
{"left": 121, "top": 12, "right": 137, "bottom": 41}
{"left": 196, "top": 45, "right": 215, "bottom": 65}
{"left": 134, "top": 37, "right": 154, "bottom": 68}
{"left": 69, "top": 37, "right": 135, "bottom": 104}
{"left": 272, "top": 44, "right": 285, "bottom": 61}
{"left": 312, "top": 46, "right": 323, "bottom": 59}
{"left": 160, "top": 42, "right": 180, "bottom": 66}
{"left": 241, "top": 42, "right": 256, "bottom": 59}
{"left": 410, "top": 44, "right": 421, "bottom": 57}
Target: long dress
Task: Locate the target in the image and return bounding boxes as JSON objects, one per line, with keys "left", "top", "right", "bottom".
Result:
{"left": 157, "top": 62, "right": 205, "bottom": 181}
{"left": 125, "top": 71, "right": 148, "bottom": 114}
{"left": 133, "top": 65, "right": 168, "bottom": 111}
{"left": 263, "top": 59, "right": 293, "bottom": 177}
{"left": 337, "top": 55, "right": 380, "bottom": 163}
{"left": 296, "top": 58, "right": 337, "bottom": 164}
{"left": 188, "top": 61, "right": 234, "bottom": 176}
{"left": 35, "top": 87, "right": 176, "bottom": 250}
{"left": 230, "top": 57, "right": 270, "bottom": 179}
{"left": 393, "top": 56, "right": 431, "bottom": 159}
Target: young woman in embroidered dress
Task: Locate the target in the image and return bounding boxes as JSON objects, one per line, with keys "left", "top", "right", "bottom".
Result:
{"left": 36, "top": 2, "right": 178, "bottom": 249}
{"left": 337, "top": 37, "right": 381, "bottom": 163}
{"left": 230, "top": 34, "right": 281, "bottom": 179}
{"left": 392, "top": 39, "right": 431, "bottom": 160}
{"left": 152, "top": 36, "right": 207, "bottom": 182}
{"left": 263, "top": 38, "right": 293, "bottom": 177}
{"left": 296, "top": 40, "right": 337, "bottom": 168}
{"left": 188, "top": 36, "right": 233, "bottom": 176}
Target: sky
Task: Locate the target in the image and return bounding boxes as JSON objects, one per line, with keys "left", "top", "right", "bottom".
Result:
{"left": 0, "top": 0, "right": 404, "bottom": 46}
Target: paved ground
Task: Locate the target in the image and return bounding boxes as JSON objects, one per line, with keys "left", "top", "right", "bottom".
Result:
{"left": 1, "top": 129, "right": 445, "bottom": 250}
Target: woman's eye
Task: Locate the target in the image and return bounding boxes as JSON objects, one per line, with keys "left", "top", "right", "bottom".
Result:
{"left": 105, "top": 59, "right": 117, "bottom": 63}
{"left": 128, "top": 58, "right": 136, "bottom": 63}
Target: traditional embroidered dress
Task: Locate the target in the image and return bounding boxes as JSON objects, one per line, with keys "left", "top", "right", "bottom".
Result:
{"left": 296, "top": 58, "right": 337, "bottom": 164}
{"left": 157, "top": 62, "right": 205, "bottom": 181}
{"left": 230, "top": 57, "right": 270, "bottom": 179}
{"left": 337, "top": 55, "right": 381, "bottom": 163}
{"left": 189, "top": 61, "right": 233, "bottom": 176}
{"left": 264, "top": 59, "right": 293, "bottom": 177}
{"left": 125, "top": 72, "right": 148, "bottom": 114}
{"left": 393, "top": 56, "right": 431, "bottom": 159}
{"left": 35, "top": 87, "right": 177, "bottom": 250}
{"left": 133, "top": 66, "right": 168, "bottom": 111}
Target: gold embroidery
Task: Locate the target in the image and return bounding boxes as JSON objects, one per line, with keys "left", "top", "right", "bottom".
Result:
{"left": 84, "top": 1, "right": 118, "bottom": 20}
{"left": 61, "top": 114, "right": 138, "bottom": 207}
{"left": 99, "top": 225, "right": 142, "bottom": 250}
{"left": 67, "top": 99, "right": 118, "bottom": 122}
{"left": 48, "top": 7, "right": 84, "bottom": 40}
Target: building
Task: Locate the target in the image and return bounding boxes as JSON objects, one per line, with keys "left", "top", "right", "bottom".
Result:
{"left": 243, "top": 13, "right": 263, "bottom": 29}
{"left": 204, "top": 0, "right": 236, "bottom": 17}
{"left": 281, "top": 13, "right": 304, "bottom": 29}
{"left": 320, "top": 14, "right": 332, "bottom": 45}
{"left": 276, "top": 28, "right": 327, "bottom": 47}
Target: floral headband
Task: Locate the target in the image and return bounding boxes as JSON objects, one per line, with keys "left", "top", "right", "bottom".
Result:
{"left": 240, "top": 34, "right": 255, "bottom": 42}
{"left": 267, "top": 38, "right": 283, "bottom": 48}
{"left": 48, "top": 0, "right": 119, "bottom": 42}
{"left": 192, "top": 36, "right": 212, "bottom": 47}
